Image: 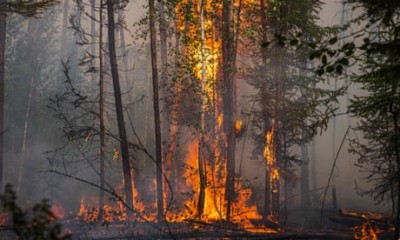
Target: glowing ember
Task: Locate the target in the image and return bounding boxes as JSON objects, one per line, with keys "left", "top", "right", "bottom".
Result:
{"left": 0, "top": 212, "right": 8, "bottom": 226}
{"left": 235, "top": 119, "right": 245, "bottom": 137}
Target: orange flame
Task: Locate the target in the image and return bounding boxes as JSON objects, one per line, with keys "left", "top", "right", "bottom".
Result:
{"left": 353, "top": 222, "right": 378, "bottom": 240}
{"left": 50, "top": 202, "right": 66, "bottom": 221}
{"left": 235, "top": 119, "right": 243, "bottom": 135}
{"left": 263, "top": 124, "right": 280, "bottom": 223}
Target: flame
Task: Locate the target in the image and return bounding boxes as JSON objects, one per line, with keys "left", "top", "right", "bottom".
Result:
{"left": 263, "top": 124, "right": 280, "bottom": 222}
{"left": 77, "top": 196, "right": 99, "bottom": 222}
{"left": 175, "top": 0, "right": 220, "bottom": 107}
{"left": 235, "top": 119, "right": 243, "bottom": 134}
{"left": 50, "top": 202, "right": 66, "bottom": 220}
{"left": 163, "top": 138, "right": 276, "bottom": 233}
{"left": 353, "top": 222, "right": 378, "bottom": 240}
{"left": 77, "top": 195, "right": 125, "bottom": 222}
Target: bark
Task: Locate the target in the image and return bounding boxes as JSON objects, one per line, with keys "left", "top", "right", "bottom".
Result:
{"left": 391, "top": 98, "right": 400, "bottom": 240}
{"left": 106, "top": 0, "right": 134, "bottom": 219}
{"left": 158, "top": 1, "right": 170, "bottom": 205}
{"left": 158, "top": 1, "right": 167, "bottom": 75}
{"left": 59, "top": 0, "right": 69, "bottom": 60}
{"left": 310, "top": 139, "right": 317, "bottom": 205}
{"left": 197, "top": 0, "right": 207, "bottom": 217}
{"left": 260, "top": 0, "right": 267, "bottom": 64}
{"left": 118, "top": 10, "right": 130, "bottom": 92}
{"left": 260, "top": 0, "right": 269, "bottom": 219}
{"left": 164, "top": 32, "right": 182, "bottom": 201}
{"left": 98, "top": 0, "right": 105, "bottom": 220}
{"left": 149, "top": 0, "right": 163, "bottom": 220}
{"left": 0, "top": 0, "right": 5, "bottom": 193}
{"left": 264, "top": 163, "right": 270, "bottom": 218}
{"left": 17, "top": 17, "right": 38, "bottom": 195}
{"left": 300, "top": 129, "right": 310, "bottom": 209}
{"left": 90, "top": 0, "right": 96, "bottom": 81}
{"left": 221, "top": 0, "right": 236, "bottom": 220}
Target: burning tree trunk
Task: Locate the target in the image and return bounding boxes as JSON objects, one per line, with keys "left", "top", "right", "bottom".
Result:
{"left": 221, "top": 0, "right": 236, "bottom": 220}
{"left": 149, "top": 0, "right": 164, "bottom": 220}
{"left": 197, "top": 0, "right": 207, "bottom": 217}
{"left": 106, "top": 0, "right": 134, "bottom": 219}
{"left": 0, "top": 0, "right": 5, "bottom": 193}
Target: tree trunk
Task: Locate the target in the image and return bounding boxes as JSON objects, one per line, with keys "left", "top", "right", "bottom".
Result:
{"left": 90, "top": 0, "right": 96, "bottom": 81}
{"left": 106, "top": 0, "right": 134, "bottom": 219}
{"left": 393, "top": 112, "right": 400, "bottom": 240}
{"left": 17, "top": 17, "right": 38, "bottom": 195}
{"left": 391, "top": 82, "right": 400, "bottom": 239}
{"left": 221, "top": 0, "right": 236, "bottom": 220}
{"left": 164, "top": 31, "right": 182, "bottom": 202}
{"left": 60, "top": 0, "right": 69, "bottom": 60}
{"left": 98, "top": 0, "right": 105, "bottom": 221}
{"left": 157, "top": 1, "right": 171, "bottom": 208}
{"left": 197, "top": 0, "right": 207, "bottom": 217}
{"left": 118, "top": 10, "right": 130, "bottom": 92}
{"left": 149, "top": 0, "right": 163, "bottom": 221}
{"left": 0, "top": 0, "right": 6, "bottom": 193}
{"left": 260, "top": 0, "right": 270, "bottom": 219}
{"left": 300, "top": 83, "right": 310, "bottom": 209}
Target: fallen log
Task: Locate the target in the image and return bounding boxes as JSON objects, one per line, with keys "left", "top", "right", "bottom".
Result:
{"left": 329, "top": 208, "right": 393, "bottom": 237}
{"left": 339, "top": 209, "right": 389, "bottom": 222}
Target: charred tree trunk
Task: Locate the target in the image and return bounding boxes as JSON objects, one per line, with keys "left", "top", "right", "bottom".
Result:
{"left": 149, "top": 0, "right": 164, "bottom": 221}
{"left": 260, "top": 0, "right": 270, "bottom": 220}
{"left": 0, "top": 0, "right": 5, "bottom": 193}
{"left": 264, "top": 165, "right": 270, "bottom": 218}
{"left": 106, "top": 0, "right": 134, "bottom": 219}
{"left": 221, "top": 0, "right": 236, "bottom": 221}
{"left": 390, "top": 81, "right": 400, "bottom": 240}
{"left": 394, "top": 113, "right": 400, "bottom": 240}
{"left": 98, "top": 0, "right": 105, "bottom": 220}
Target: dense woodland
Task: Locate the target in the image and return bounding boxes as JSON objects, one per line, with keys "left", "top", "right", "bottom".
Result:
{"left": 0, "top": 0, "right": 399, "bottom": 239}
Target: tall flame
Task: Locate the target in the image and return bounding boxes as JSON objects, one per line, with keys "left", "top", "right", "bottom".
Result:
{"left": 263, "top": 124, "right": 280, "bottom": 224}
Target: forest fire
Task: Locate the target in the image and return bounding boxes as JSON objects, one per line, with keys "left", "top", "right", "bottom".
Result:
{"left": 1, "top": 0, "right": 398, "bottom": 239}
